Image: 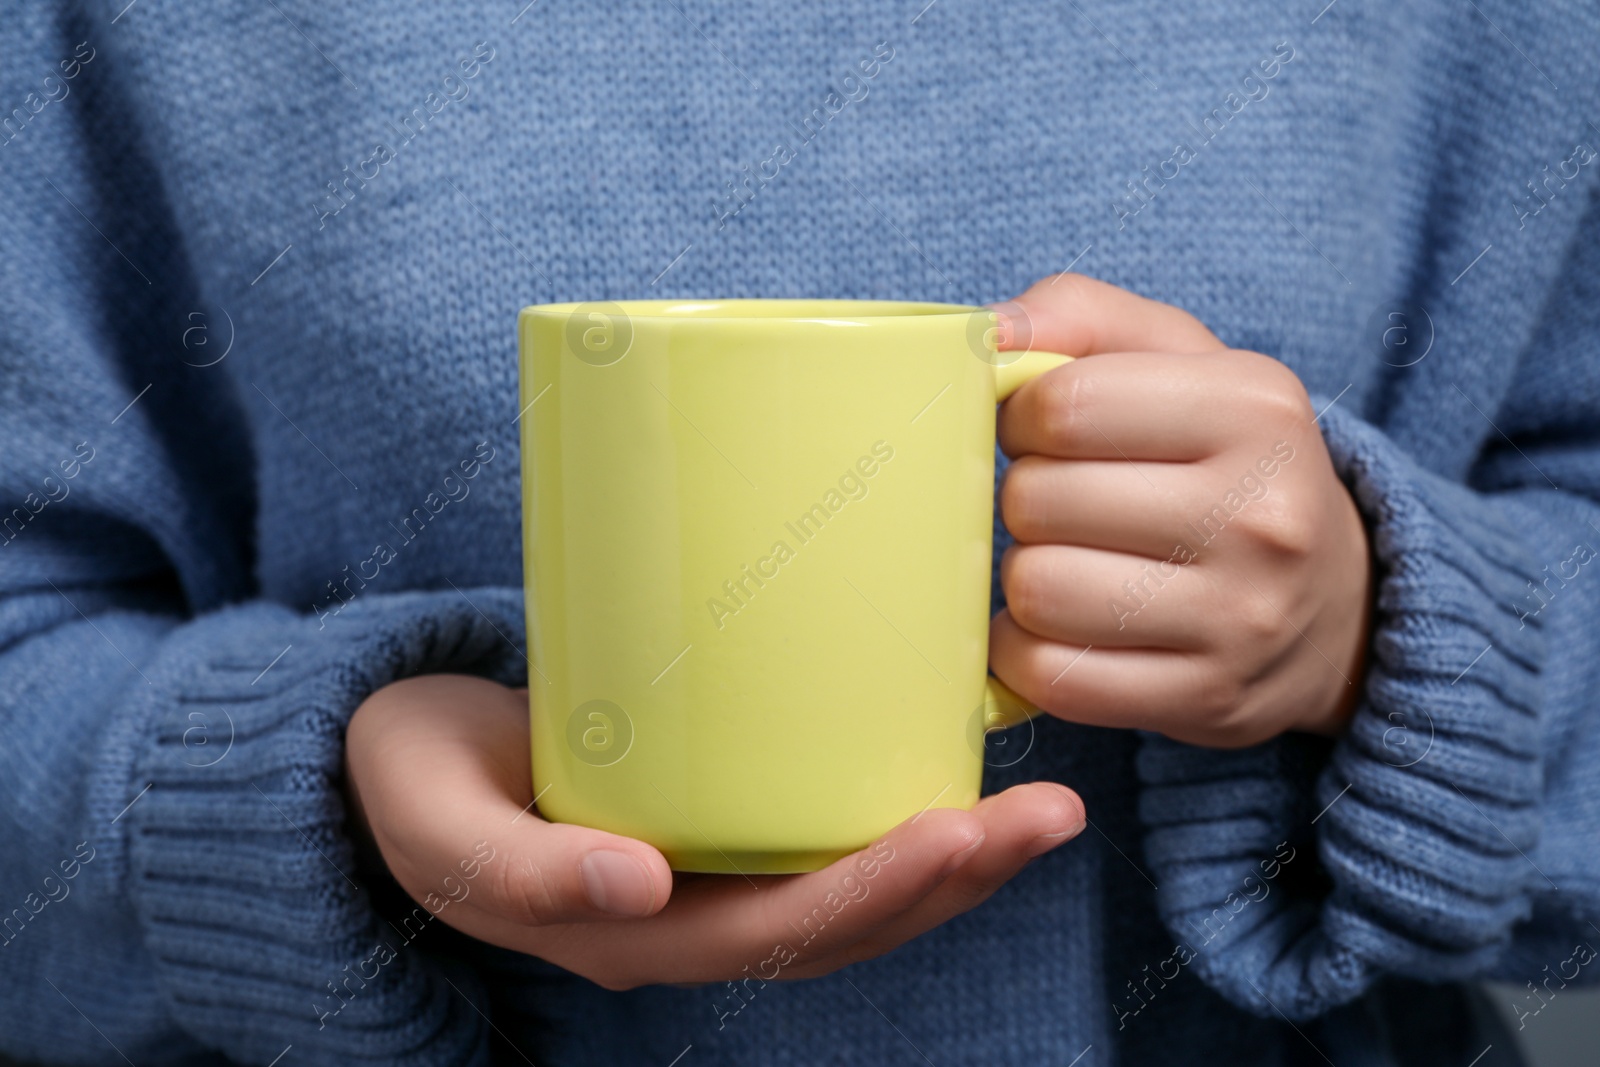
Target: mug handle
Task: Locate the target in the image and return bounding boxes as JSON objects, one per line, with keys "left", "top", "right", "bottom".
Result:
{"left": 983, "top": 347, "right": 1075, "bottom": 730}
{"left": 995, "top": 348, "right": 1074, "bottom": 403}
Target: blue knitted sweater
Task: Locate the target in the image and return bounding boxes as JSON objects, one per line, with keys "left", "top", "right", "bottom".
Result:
{"left": 4, "top": 1, "right": 1599, "bottom": 1064}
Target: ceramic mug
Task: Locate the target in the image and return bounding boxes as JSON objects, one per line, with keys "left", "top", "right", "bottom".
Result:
{"left": 518, "top": 300, "right": 1071, "bottom": 873}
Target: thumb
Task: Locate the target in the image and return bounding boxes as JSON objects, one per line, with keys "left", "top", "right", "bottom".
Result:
{"left": 347, "top": 674, "right": 674, "bottom": 927}
{"left": 475, "top": 817, "right": 676, "bottom": 924}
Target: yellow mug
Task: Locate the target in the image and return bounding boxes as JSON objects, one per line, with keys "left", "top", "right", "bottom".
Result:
{"left": 518, "top": 300, "right": 1071, "bottom": 873}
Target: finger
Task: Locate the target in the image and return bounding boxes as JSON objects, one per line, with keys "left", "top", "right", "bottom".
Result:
{"left": 988, "top": 610, "right": 1236, "bottom": 742}
{"left": 994, "top": 273, "right": 1225, "bottom": 359}
{"left": 781, "top": 782, "right": 1086, "bottom": 980}
{"left": 1000, "top": 543, "right": 1210, "bottom": 651}
{"left": 1000, "top": 454, "right": 1301, "bottom": 562}
{"left": 998, "top": 351, "right": 1309, "bottom": 462}
{"left": 355, "top": 676, "right": 676, "bottom": 925}
{"left": 1001, "top": 455, "right": 1208, "bottom": 558}
{"left": 473, "top": 805, "right": 992, "bottom": 989}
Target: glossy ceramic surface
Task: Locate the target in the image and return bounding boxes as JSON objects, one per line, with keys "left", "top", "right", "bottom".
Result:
{"left": 519, "top": 300, "right": 1068, "bottom": 871}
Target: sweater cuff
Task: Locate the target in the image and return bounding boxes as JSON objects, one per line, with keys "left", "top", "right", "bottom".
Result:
{"left": 89, "top": 587, "right": 527, "bottom": 1064}
{"left": 1135, "top": 400, "right": 1546, "bottom": 1021}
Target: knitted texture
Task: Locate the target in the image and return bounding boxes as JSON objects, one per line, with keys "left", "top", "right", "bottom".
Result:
{"left": 3, "top": 1, "right": 1600, "bottom": 1064}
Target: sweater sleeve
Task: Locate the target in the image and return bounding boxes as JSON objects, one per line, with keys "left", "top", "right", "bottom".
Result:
{"left": 0, "top": 9, "right": 514, "bottom": 1064}
{"left": 1134, "top": 193, "right": 1600, "bottom": 1020}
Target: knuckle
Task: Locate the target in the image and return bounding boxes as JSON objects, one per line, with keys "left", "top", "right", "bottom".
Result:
{"left": 1267, "top": 387, "right": 1313, "bottom": 426}
{"left": 1273, "top": 512, "right": 1319, "bottom": 559}
{"left": 1207, "top": 718, "right": 1266, "bottom": 750}
{"left": 1209, "top": 695, "right": 1273, "bottom": 749}
{"left": 489, "top": 853, "right": 565, "bottom": 925}
{"left": 1232, "top": 350, "right": 1313, "bottom": 422}
{"left": 1194, "top": 662, "right": 1245, "bottom": 720}
{"left": 1024, "top": 271, "right": 1089, "bottom": 303}
{"left": 1045, "top": 271, "right": 1093, "bottom": 301}
{"left": 1238, "top": 494, "right": 1318, "bottom": 558}
{"left": 1235, "top": 592, "right": 1284, "bottom": 645}
{"left": 939, "top": 874, "right": 999, "bottom": 915}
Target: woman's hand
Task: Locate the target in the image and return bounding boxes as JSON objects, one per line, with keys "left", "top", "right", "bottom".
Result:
{"left": 344, "top": 674, "right": 1085, "bottom": 990}
{"left": 989, "top": 274, "right": 1372, "bottom": 748}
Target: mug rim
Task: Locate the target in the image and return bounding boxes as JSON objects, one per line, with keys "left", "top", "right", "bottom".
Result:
{"left": 520, "top": 299, "right": 985, "bottom": 324}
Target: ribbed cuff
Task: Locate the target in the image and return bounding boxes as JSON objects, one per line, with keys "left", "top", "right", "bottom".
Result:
{"left": 89, "top": 587, "right": 527, "bottom": 1064}
{"left": 1136, "top": 400, "right": 1546, "bottom": 1021}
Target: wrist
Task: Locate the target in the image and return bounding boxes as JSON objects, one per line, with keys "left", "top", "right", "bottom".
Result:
{"left": 1298, "top": 497, "right": 1376, "bottom": 739}
{"left": 342, "top": 688, "right": 391, "bottom": 874}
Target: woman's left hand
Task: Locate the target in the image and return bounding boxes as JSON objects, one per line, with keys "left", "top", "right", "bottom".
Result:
{"left": 989, "top": 274, "right": 1372, "bottom": 748}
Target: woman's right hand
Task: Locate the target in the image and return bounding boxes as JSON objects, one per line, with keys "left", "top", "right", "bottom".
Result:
{"left": 343, "top": 673, "right": 1086, "bottom": 990}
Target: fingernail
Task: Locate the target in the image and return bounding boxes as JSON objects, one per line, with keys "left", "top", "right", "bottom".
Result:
{"left": 1025, "top": 821, "right": 1085, "bottom": 858}
{"left": 939, "top": 834, "right": 987, "bottom": 877}
{"left": 986, "top": 301, "right": 1030, "bottom": 347}
{"left": 580, "top": 850, "right": 656, "bottom": 916}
